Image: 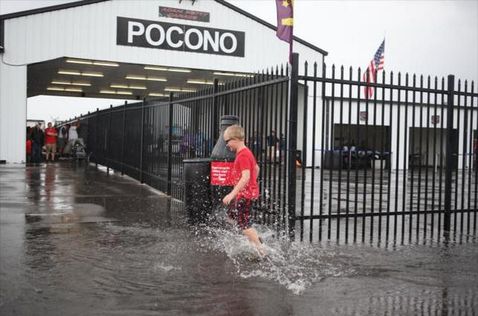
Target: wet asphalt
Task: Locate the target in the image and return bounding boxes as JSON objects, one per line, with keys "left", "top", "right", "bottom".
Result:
{"left": 0, "top": 162, "right": 477, "bottom": 315}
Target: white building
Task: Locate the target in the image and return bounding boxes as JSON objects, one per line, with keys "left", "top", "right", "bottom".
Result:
{"left": 0, "top": 0, "right": 327, "bottom": 163}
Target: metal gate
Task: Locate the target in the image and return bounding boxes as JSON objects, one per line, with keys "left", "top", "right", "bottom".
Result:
{"left": 291, "top": 53, "right": 478, "bottom": 243}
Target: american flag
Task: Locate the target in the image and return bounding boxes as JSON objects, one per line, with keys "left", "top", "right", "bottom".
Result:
{"left": 362, "top": 40, "right": 385, "bottom": 98}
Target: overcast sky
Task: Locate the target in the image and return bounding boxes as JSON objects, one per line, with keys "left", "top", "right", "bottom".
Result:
{"left": 1, "top": 0, "right": 477, "bottom": 124}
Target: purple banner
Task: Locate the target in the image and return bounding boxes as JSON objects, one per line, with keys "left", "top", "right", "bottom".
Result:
{"left": 275, "top": 0, "right": 293, "bottom": 43}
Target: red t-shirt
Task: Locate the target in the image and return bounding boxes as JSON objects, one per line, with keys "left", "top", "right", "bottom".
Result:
{"left": 26, "top": 139, "right": 32, "bottom": 154}
{"left": 45, "top": 127, "right": 57, "bottom": 144}
{"left": 232, "top": 147, "right": 259, "bottom": 200}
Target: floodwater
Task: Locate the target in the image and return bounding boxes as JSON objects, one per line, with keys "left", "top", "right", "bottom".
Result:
{"left": 1, "top": 164, "right": 477, "bottom": 315}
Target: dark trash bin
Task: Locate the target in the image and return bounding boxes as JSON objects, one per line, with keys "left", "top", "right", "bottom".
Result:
{"left": 184, "top": 158, "right": 212, "bottom": 224}
{"left": 210, "top": 115, "right": 239, "bottom": 206}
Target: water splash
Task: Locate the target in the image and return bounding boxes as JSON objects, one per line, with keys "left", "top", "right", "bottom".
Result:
{"left": 197, "top": 210, "right": 356, "bottom": 295}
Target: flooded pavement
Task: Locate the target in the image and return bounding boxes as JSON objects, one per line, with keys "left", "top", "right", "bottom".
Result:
{"left": 1, "top": 163, "right": 477, "bottom": 315}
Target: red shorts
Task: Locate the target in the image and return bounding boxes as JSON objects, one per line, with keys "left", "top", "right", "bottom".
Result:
{"left": 227, "top": 197, "right": 254, "bottom": 230}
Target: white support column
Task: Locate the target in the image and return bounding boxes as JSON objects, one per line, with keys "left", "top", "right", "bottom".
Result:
{"left": 0, "top": 62, "right": 27, "bottom": 163}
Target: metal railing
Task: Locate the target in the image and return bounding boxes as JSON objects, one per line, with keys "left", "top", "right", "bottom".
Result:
{"left": 293, "top": 54, "right": 478, "bottom": 243}
{"left": 74, "top": 68, "right": 293, "bottom": 233}
{"left": 69, "top": 53, "right": 477, "bottom": 244}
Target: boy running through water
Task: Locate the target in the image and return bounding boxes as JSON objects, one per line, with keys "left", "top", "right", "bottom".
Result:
{"left": 222, "top": 125, "right": 265, "bottom": 256}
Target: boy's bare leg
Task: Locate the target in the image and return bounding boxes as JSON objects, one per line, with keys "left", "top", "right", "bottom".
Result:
{"left": 225, "top": 217, "right": 235, "bottom": 225}
{"left": 243, "top": 227, "right": 266, "bottom": 256}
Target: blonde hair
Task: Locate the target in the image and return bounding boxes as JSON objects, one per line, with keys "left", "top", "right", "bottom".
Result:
{"left": 224, "top": 124, "right": 245, "bottom": 141}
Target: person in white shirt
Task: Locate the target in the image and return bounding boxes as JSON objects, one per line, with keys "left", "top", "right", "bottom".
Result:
{"left": 64, "top": 121, "right": 84, "bottom": 155}
{"left": 68, "top": 124, "right": 78, "bottom": 141}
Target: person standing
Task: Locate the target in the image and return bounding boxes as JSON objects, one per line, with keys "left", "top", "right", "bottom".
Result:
{"left": 249, "top": 130, "right": 262, "bottom": 157}
{"left": 266, "top": 130, "right": 279, "bottom": 162}
{"left": 222, "top": 124, "right": 265, "bottom": 256}
{"left": 30, "top": 124, "right": 44, "bottom": 163}
{"left": 26, "top": 126, "right": 32, "bottom": 163}
{"left": 44, "top": 122, "right": 58, "bottom": 162}
{"left": 64, "top": 121, "right": 82, "bottom": 155}
{"left": 57, "top": 125, "right": 68, "bottom": 157}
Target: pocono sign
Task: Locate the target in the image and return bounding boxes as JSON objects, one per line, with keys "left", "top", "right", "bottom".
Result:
{"left": 117, "top": 17, "right": 245, "bottom": 57}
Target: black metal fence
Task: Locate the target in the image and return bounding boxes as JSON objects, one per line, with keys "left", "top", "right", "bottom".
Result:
{"left": 72, "top": 53, "right": 477, "bottom": 244}
{"left": 75, "top": 68, "right": 292, "bottom": 232}
{"left": 294, "top": 54, "right": 478, "bottom": 243}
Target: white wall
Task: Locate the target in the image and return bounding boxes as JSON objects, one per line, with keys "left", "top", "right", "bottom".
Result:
{"left": 0, "top": 63, "right": 27, "bottom": 163}
{"left": 2, "top": 0, "right": 322, "bottom": 71}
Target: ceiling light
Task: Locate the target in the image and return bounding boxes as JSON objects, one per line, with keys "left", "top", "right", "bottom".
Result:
{"left": 149, "top": 92, "right": 166, "bottom": 97}
{"left": 111, "top": 84, "right": 147, "bottom": 90}
{"left": 100, "top": 89, "right": 133, "bottom": 95}
{"left": 116, "top": 91, "right": 133, "bottom": 95}
{"left": 146, "top": 76, "right": 167, "bottom": 82}
{"left": 126, "top": 75, "right": 167, "bottom": 82}
{"left": 58, "top": 70, "right": 103, "bottom": 77}
{"left": 144, "top": 66, "right": 167, "bottom": 71}
{"left": 165, "top": 68, "right": 191, "bottom": 73}
{"left": 144, "top": 66, "right": 191, "bottom": 73}
{"left": 72, "top": 82, "right": 91, "bottom": 86}
{"left": 65, "top": 88, "right": 83, "bottom": 92}
{"left": 52, "top": 80, "right": 91, "bottom": 86}
{"left": 110, "top": 84, "right": 129, "bottom": 89}
{"left": 129, "top": 85, "right": 147, "bottom": 90}
{"left": 126, "top": 75, "right": 146, "bottom": 80}
{"left": 187, "top": 79, "right": 215, "bottom": 85}
{"left": 93, "top": 61, "right": 119, "bottom": 67}
{"left": 66, "top": 59, "right": 119, "bottom": 67}
{"left": 81, "top": 72, "right": 103, "bottom": 77}
{"left": 66, "top": 59, "right": 92, "bottom": 65}
{"left": 47, "top": 87, "right": 66, "bottom": 91}
{"left": 164, "top": 87, "right": 196, "bottom": 93}
{"left": 213, "top": 71, "right": 253, "bottom": 78}
{"left": 58, "top": 70, "right": 81, "bottom": 76}
{"left": 47, "top": 86, "right": 82, "bottom": 92}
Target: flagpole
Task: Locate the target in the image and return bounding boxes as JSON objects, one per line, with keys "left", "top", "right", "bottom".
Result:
{"left": 289, "top": 38, "right": 293, "bottom": 65}
{"left": 289, "top": 2, "right": 294, "bottom": 65}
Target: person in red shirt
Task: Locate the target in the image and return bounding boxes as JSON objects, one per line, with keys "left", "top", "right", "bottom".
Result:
{"left": 44, "top": 122, "right": 58, "bottom": 162}
{"left": 222, "top": 124, "right": 265, "bottom": 256}
{"left": 26, "top": 127, "right": 32, "bottom": 163}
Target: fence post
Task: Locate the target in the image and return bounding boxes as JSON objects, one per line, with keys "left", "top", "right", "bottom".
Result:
{"left": 95, "top": 108, "right": 99, "bottom": 169}
{"left": 212, "top": 79, "right": 219, "bottom": 144}
{"left": 167, "top": 93, "right": 174, "bottom": 196}
{"left": 86, "top": 112, "right": 90, "bottom": 164}
{"left": 288, "top": 53, "right": 299, "bottom": 240}
{"left": 107, "top": 104, "right": 113, "bottom": 175}
{"left": 121, "top": 101, "right": 127, "bottom": 175}
{"left": 139, "top": 98, "right": 145, "bottom": 183}
{"left": 444, "top": 74, "right": 455, "bottom": 236}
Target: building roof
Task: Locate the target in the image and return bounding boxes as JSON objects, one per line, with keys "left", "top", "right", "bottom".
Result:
{"left": 0, "top": 0, "right": 327, "bottom": 56}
